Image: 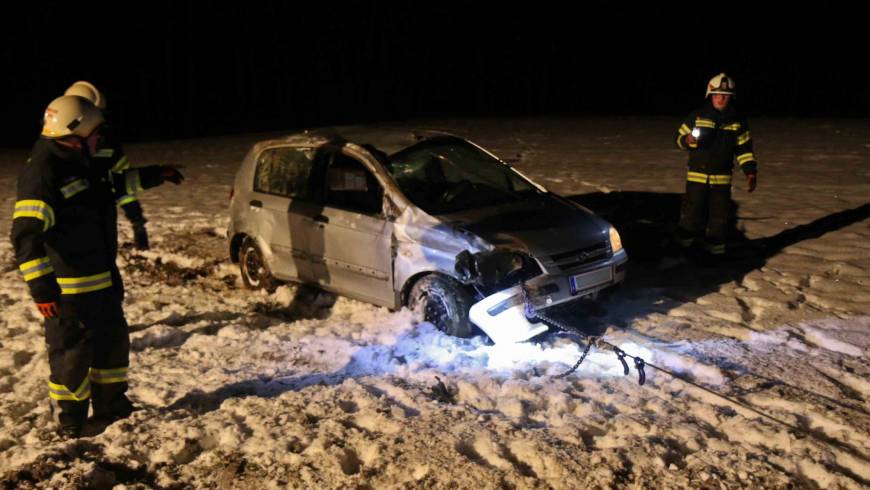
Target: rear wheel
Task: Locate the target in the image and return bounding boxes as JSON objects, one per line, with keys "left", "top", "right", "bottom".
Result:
{"left": 239, "top": 237, "right": 278, "bottom": 293}
{"left": 408, "top": 274, "right": 475, "bottom": 338}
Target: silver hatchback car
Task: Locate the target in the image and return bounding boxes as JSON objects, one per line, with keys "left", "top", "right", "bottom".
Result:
{"left": 228, "top": 131, "right": 627, "bottom": 344}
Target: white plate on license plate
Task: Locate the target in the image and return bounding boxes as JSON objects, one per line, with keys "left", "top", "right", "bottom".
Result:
{"left": 569, "top": 267, "right": 613, "bottom": 294}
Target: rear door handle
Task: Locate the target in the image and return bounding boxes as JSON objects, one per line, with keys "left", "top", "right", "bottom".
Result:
{"left": 314, "top": 214, "right": 329, "bottom": 224}
{"left": 249, "top": 200, "right": 262, "bottom": 208}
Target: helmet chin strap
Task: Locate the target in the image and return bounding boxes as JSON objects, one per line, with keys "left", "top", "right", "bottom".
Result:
{"left": 54, "top": 136, "right": 83, "bottom": 151}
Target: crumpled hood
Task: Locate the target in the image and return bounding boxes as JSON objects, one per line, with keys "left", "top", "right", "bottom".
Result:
{"left": 441, "top": 193, "right": 610, "bottom": 257}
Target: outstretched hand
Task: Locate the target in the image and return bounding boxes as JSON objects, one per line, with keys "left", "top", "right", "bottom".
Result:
{"left": 746, "top": 173, "right": 757, "bottom": 193}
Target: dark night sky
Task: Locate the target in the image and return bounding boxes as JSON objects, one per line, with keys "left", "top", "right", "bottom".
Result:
{"left": 1, "top": 2, "right": 867, "bottom": 148}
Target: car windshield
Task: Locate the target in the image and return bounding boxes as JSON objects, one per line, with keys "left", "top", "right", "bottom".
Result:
{"left": 386, "top": 137, "right": 537, "bottom": 215}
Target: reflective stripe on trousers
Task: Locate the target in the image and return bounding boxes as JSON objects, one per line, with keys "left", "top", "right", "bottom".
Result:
{"left": 89, "top": 367, "right": 129, "bottom": 384}
{"left": 48, "top": 378, "right": 91, "bottom": 401}
{"left": 687, "top": 171, "right": 731, "bottom": 185}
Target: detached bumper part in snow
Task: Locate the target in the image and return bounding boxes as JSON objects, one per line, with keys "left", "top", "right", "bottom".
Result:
{"left": 468, "top": 285, "right": 549, "bottom": 344}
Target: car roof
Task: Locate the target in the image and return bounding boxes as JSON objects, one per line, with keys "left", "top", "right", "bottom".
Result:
{"left": 248, "top": 131, "right": 333, "bottom": 154}
{"left": 250, "top": 127, "right": 470, "bottom": 155}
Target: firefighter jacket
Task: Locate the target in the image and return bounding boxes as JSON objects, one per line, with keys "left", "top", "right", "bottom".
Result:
{"left": 11, "top": 137, "right": 164, "bottom": 303}
{"left": 675, "top": 100, "right": 758, "bottom": 185}
{"left": 90, "top": 126, "right": 144, "bottom": 222}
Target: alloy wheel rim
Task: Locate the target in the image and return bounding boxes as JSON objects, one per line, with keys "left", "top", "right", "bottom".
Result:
{"left": 244, "top": 247, "right": 263, "bottom": 286}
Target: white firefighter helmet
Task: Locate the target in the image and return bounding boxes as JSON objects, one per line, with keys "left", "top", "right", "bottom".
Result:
{"left": 706, "top": 73, "right": 736, "bottom": 98}
{"left": 41, "top": 95, "right": 105, "bottom": 139}
{"left": 64, "top": 81, "right": 105, "bottom": 110}
{"left": 705, "top": 73, "right": 737, "bottom": 97}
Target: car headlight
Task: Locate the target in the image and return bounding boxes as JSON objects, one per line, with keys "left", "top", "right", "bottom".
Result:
{"left": 609, "top": 226, "right": 623, "bottom": 253}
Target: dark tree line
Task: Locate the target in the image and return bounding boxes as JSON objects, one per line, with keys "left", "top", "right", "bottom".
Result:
{"left": 1, "top": 2, "right": 866, "bottom": 147}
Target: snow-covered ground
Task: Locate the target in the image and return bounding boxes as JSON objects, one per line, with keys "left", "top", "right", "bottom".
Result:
{"left": 0, "top": 118, "right": 868, "bottom": 489}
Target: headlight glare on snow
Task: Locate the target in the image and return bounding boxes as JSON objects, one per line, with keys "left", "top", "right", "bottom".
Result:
{"left": 609, "top": 226, "right": 623, "bottom": 253}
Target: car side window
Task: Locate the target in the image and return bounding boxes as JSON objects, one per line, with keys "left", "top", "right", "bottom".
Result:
{"left": 253, "top": 147, "right": 314, "bottom": 199}
{"left": 322, "top": 153, "right": 384, "bottom": 215}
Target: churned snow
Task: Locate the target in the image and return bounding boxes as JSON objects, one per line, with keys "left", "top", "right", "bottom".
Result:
{"left": 0, "top": 118, "right": 868, "bottom": 488}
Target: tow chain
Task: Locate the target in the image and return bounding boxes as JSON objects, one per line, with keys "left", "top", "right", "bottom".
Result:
{"left": 521, "top": 284, "right": 647, "bottom": 384}
{"left": 519, "top": 284, "right": 866, "bottom": 458}
{"left": 553, "top": 335, "right": 595, "bottom": 378}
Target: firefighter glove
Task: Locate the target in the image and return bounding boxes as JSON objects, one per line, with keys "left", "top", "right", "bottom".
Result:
{"left": 746, "top": 173, "right": 757, "bottom": 193}
{"left": 161, "top": 166, "right": 185, "bottom": 185}
{"left": 37, "top": 301, "right": 59, "bottom": 319}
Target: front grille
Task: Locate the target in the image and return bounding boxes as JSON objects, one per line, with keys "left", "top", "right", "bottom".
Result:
{"left": 539, "top": 241, "right": 610, "bottom": 273}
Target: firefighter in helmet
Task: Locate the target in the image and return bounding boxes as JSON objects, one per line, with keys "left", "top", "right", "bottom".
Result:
{"left": 11, "top": 95, "right": 183, "bottom": 438}
{"left": 64, "top": 81, "right": 166, "bottom": 250}
{"left": 674, "top": 73, "right": 758, "bottom": 258}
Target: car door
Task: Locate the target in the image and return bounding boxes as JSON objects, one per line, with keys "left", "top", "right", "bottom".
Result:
{"left": 305, "top": 148, "right": 395, "bottom": 307}
{"left": 250, "top": 145, "right": 320, "bottom": 282}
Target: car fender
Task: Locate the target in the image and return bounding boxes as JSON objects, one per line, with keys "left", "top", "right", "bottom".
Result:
{"left": 392, "top": 205, "right": 491, "bottom": 303}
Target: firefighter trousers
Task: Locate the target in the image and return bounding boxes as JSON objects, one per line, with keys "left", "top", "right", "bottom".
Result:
{"left": 44, "top": 288, "right": 130, "bottom": 429}
{"left": 676, "top": 181, "right": 731, "bottom": 255}
{"left": 120, "top": 199, "right": 146, "bottom": 226}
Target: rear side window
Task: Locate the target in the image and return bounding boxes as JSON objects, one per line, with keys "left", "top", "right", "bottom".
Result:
{"left": 253, "top": 147, "right": 314, "bottom": 198}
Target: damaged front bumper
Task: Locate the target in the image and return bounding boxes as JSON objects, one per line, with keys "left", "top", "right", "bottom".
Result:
{"left": 469, "top": 252, "right": 628, "bottom": 344}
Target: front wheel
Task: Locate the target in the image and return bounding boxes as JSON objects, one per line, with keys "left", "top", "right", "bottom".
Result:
{"left": 239, "top": 237, "right": 278, "bottom": 293}
{"left": 408, "top": 274, "right": 475, "bottom": 338}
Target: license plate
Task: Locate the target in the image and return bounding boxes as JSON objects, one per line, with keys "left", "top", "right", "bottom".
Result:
{"left": 569, "top": 267, "right": 613, "bottom": 294}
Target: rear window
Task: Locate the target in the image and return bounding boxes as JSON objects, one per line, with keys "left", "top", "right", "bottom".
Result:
{"left": 253, "top": 147, "right": 315, "bottom": 198}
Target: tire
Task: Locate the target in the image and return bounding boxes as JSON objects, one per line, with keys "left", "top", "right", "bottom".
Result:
{"left": 239, "top": 237, "right": 278, "bottom": 293}
{"left": 408, "top": 274, "right": 475, "bottom": 338}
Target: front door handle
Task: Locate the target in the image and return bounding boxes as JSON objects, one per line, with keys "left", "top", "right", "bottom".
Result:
{"left": 249, "top": 200, "right": 262, "bottom": 208}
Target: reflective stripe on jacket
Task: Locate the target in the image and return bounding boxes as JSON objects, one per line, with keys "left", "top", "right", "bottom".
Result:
{"left": 674, "top": 99, "right": 758, "bottom": 180}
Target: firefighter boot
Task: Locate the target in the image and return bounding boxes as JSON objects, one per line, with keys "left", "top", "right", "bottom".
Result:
{"left": 50, "top": 398, "right": 88, "bottom": 439}
{"left": 91, "top": 385, "right": 135, "bottom": 424}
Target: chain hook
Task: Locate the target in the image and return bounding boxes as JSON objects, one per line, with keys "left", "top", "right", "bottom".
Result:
{"left": 634, "top": 357, "right": 646, "bottom": 385}
{"left": 613, "top": 347, "right": 630, "bottom": 376}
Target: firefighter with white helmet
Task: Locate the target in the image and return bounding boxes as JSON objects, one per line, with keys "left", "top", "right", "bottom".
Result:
{"left": 64, "top": 80, "right": 106, "bottom": 110}
{"left": 11, "top": 94, "right": 182, "bottom": 438}
{"left": 705, "top": 73, "right": 736, "bottom": 98}
{"left": 63, "top": 81, "right": 168, "bottom": 249}
{"left": 673, "top": 73, "right": 758, "bottom": 259}
{"left": 42, "top": 95, "right": 103, "bottom": 138}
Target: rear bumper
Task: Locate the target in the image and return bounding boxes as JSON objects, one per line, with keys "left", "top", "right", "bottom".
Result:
{"left": 227, "top": 222, "right": 239, "bottom": 262}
